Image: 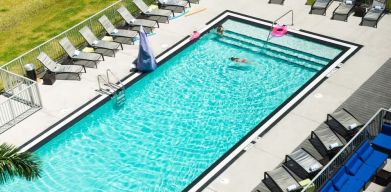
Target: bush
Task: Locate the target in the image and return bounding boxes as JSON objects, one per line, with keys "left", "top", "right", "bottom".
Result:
{"left": 306, "top": 0, "right": 315, "bottom": 5}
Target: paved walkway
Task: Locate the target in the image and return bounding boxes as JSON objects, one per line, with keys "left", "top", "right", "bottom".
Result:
{"left": 0, "top": 0, "right": 390, "bottom": 191}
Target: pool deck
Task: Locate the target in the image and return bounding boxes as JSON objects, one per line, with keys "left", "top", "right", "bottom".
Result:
{"left": 0, "top": 0, "right": 391, "bottom": 191}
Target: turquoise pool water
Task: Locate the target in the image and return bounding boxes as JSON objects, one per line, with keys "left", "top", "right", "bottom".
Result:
{"left": 2, "top": 19, "right": 343, "bottom": 191}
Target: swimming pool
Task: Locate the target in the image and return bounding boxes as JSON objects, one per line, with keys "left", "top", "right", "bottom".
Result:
{"left": 3, "top": 12, "right": 360, "bottom": 192}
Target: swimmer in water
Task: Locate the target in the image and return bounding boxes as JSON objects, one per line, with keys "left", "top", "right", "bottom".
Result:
{"left": 216, "top": 25, "right": 224, "bottom": 37}
{"left": 230, "top": 57, "right": 254, "bottom": 64}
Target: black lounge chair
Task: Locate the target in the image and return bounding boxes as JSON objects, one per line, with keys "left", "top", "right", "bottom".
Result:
{"left": 283, "top": 148, "right": 324, "bottom": 179}
{"left": 326, "top": 108, "right": 363, "bottom": 140}
{"left": 59, "top": 37, "right": 104, "bottom": 68}
{"left": 79, "top": 26, "right": 123, "bottom": 56}
{"left": 360, "top": 0, "right": 386, "bottom": 28}
{"left": 310, "top": 0, "right": 333, "bottom": 15}
{"left": 157, "top": 0, "right": 190, "bottom": 13}
{"left": 310, "top": 123, "right": 345, "bottom": 158}
{"left": 98, "top": 15, "right": 138, "bottom": 45}
{"left": 133, "top": 0, "right": 173, "bottom": 23}
{"left": 37, "top": 52, "right": 85, "bottom": 81}
{"left": 117, "top": 6, "right": 159, "bottom": 32}
{"left": 331, "top": 0, "right": 356, "bottom": 21}
{"left": 263, "top": 166, "right": 302, "bottom": 192}
{"left": 269, "top": 0, "right": 285, "bottom": 5}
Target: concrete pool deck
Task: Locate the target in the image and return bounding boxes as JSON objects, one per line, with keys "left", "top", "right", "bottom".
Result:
{"left": 0, "top": 0, "right": 390, "bottom": 191}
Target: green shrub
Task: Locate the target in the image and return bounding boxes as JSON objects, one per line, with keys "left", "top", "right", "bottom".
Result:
{"left": 306, "top": 0, "right": 315, "bottom": 5}
{"left": 0, "top": 0, "right": 157, "bottom": 91}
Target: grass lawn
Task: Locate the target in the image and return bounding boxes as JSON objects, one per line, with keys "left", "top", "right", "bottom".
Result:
{"left": 0, "top": 0, "right": 118, "bottom": 65}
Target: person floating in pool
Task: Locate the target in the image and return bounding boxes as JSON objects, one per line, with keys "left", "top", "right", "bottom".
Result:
{"left": 230, "top": 57, "right": 255, "bottom": 64}
{"left": 216, "top": 25, "right": 224, "bottom": 37}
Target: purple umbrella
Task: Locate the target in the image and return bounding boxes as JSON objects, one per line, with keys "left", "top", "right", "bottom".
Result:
{"left": 135, "top": 26, "right": 157, "bottom": 72}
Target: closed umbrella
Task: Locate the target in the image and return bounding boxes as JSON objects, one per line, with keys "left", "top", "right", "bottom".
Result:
{"left": 136, "top": 26, "right": 157, "bottom": 72}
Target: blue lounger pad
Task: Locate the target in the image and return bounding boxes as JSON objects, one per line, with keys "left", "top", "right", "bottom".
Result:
{"left": 356, "top": 141, "right": 387, "bottom": 168}
{"left": 320, "top": 181, "right": 336, "bottom": 192}
{"left": 372, "top": 133, "right": 391, "bottom": 151}
{"left": 381, "top": 123, "right": 391, "bottom": 136}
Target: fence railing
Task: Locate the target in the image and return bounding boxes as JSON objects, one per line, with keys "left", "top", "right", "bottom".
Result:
{"left": 0, "top": 0, "right": 157, "bottom": 130}
{"left": 302, "top": 108, "right": 390, "bottom": 191}
{"left": 0, "top": 0, "right": 154, "bottom": 87}
{"left": 0, "top": 69, "right": 42, "bottom": 133}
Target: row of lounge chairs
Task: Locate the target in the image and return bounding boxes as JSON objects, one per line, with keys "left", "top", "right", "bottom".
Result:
{"left": 255, "top": 108, "right": 363, "bottom": 192}
{"left": 310, "top": 0, "right": 387, "bottom": 27}
{"left": 36, "top": 0, "right": 198, "bottom": 80}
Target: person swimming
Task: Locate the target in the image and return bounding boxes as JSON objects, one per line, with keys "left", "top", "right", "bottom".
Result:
{"left": 216, "top": 25, "right": 224, "bottom": 37}
{"left": 230, "top": 57, "right": 254, "bottom": 64}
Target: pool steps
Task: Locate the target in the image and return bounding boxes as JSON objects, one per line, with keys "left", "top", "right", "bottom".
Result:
{"left": 225, "top": 30, "right": 330, "bottom": 64}
{"left": 215, "top": 30, "right": 331, "bottom": 72}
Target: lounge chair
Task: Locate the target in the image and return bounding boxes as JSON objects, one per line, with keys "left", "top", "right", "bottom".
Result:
{"left": 157, "top": 0, "right": 190, "bottom": 13}
{"left": 79, "top": 26, "right": 123, "bottom": 56}
{"left": 268, "top": 0, "right": 285, "bottom": 5}
{"left": 117, "top": 6, "right": 159, "bottom": 33}
{"left": 310, "top": 0, "right": 333, "bottom": 15}
{"left": 331, "top": 0, "right": 356, "bottom": 21}
{"left": 59, "top": 37, "right": 104, "bottom": 68}
{"left": 133, "top": 0, "right": 173, "bottom": 23}
{"left": 283, "top": 148, "right": 324, "bottom": 179}
{"left": 263, "top": 166, "right": 302, "bottom": 192}
{"left": 98, "top": 15, "right": 138, "bottom": 45}
{"left": 360, "top": 0, "right": 386, "bottom": 28}
{"left": 310, "top": 123, "right": 345, "bottom": 158}
{"left": 326, "top": 108, "right": 363, "bottom": 140}
{"left": 37, "top": 52, "right": 85, "bottom": 81}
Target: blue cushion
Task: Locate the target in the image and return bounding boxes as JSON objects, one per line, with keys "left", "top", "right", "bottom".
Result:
{"left": 364, "top": 149, "right": 387, "bottom": 168}
{"left": 372, "top": 133, "right": 391, "bottom": 151}
{"left": 320, "top": 181, "right": 335, "bottom": 192}
{"left": 339, "top": 178, "right": 364, "bottom": 192}
{"left": 332, "top": 168, "right": 349, "bottom": 191}
{"left": 381, "top": 123, "right": 391, "bottom": 136}
{"left": 345, "top": 153, "right": 363, "bottom": 175}
{"left": 356, "top": 141, "right": 373, "bottom": 161}
{"left": 353, "top": 161, "right": 377, "bottom": 183}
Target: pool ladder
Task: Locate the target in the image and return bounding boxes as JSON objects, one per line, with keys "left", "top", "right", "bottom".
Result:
{"left": 97, "top": 69, "right": 126, "bottom": 107}
{"left": 266, "top": 10, "right": 294, "bottom": 42}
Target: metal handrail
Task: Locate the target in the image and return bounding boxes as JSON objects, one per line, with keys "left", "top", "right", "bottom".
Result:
{"left": 97, "top": 75, "right": 113, "bottom": 92}
{"left": 301, "top": 108, "right": 388, "bottom": 191}
{"left": 266, "top": 10, "right": 294, "bottom": 42}
{"left": 106, "top": 69, "right": 124, "bottom": 89}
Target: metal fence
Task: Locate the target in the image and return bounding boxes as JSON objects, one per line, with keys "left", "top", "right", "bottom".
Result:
{"left": 0, "top": 69, "right": 42, "bottom": 133}
{"left": 0, "top": 0, "right": 154, "bottom": 85}
{"left": 302, "top": 108, "right": 390, "bottom": 192}
{"left": 0, "top": 0, "right": 154, "bottom": 131}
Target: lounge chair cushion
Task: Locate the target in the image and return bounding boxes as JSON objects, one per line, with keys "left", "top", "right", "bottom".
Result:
{"left": 332, "top": 168, "right": 350, "bottom": 191}
{"left": 353, "top": 162, "right": 377, "bottom": 183}
{"left": 331, "top": 168, "right": 364, "bottom": 192}
{"left": 372, "top": 133, "right": 391, "bottom": 151}
{"left": 320, "top": 181, "right": 336, "bottom": 192}
{"left": 381, "top": 123, "right": 391, "bottom": 136}
{"left": 345, "top": 154, "right": 363, "bottom": 175}
{"left": 356, "top": 141, "right": 387, "bottom": 168}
